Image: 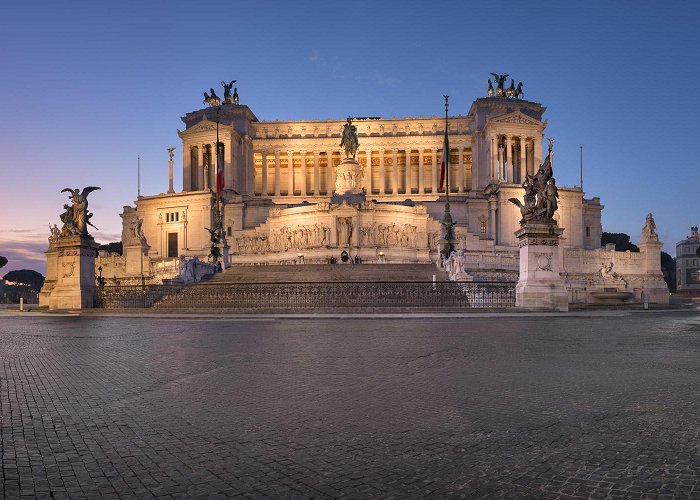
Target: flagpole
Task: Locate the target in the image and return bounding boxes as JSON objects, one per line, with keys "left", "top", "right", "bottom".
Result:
{"left": 137, "top": 155, "right": 141, "bottom": 198}
{"left": 441, "top": 95, "right": 455, "bottom": 260}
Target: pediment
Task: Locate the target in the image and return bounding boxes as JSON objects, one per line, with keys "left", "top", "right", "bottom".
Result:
{"left": 490, "top": 111, "right": 542, "bottom": 127}
{"left": 179, "top": 118, "right": 218, "bottom": 135}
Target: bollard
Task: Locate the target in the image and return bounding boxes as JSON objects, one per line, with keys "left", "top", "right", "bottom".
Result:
{"left": 20, "top": 297, "right": 24, "bottom": 312}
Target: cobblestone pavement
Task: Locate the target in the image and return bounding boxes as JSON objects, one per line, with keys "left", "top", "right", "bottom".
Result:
{"left": 1, "top": 312, "right": 699, "bottom": 499}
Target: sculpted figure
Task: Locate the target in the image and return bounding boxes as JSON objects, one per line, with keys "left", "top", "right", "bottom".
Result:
{"left": 600, "top": 262, "right": 628, "bottom": 288}
{"left": 544, "top": 177, "right": 559, "bottom": 219}
{"left": 515, "top": 82, "right": 524, "bottom": 98}
{"left": 339, "top": 117, "right": 359, "bottom": 159}
{"left": 221, "top": 80, "right": 236, "bottom": 104}
{"left": 203, "top": 88, "right": 221, "bottom": 107}
{"left": 490, "top": 73, "right": 509, "bottom": 96}
{"left": 642, "top": 213, "right": 658, "bottom": 241}
{"left": 167, "top": 146, "right": 176, "bottom": 161}
{"left": 506, "top": 79, "right": 516, "bottom": 98}
{"left": 233, "top": 87, "right": 239, "bottom": 104}
{"left": 59, "top": 186, "right": 100, "bottom": 236}
{"left": 487, "top": 79, "right": 494, "bottom": 97}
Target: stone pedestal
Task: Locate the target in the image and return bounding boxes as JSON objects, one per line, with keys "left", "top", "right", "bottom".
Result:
{"left": 334, "top": 158, "right": 363, "bottom": 195}
{"left": 124, "top": 242, "right": 150, "bottom": 276}
{"left": 39, "top": 248, "right": 58, "bottom": 307}
{"left": 515, "top": 222, "right": 568, "bottom": 311}
{"left": 638, "top": 240, "right": 669, "bottom": 304}
{"left": 43, "top": 235, "right": 100, "bottom": 310}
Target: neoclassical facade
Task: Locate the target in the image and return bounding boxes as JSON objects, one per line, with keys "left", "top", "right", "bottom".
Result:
{"left": 676, "top": 226, "right": 700, "bottom": 291}
{"left": 127, "top": 91, "right": 603, "bottom": 269}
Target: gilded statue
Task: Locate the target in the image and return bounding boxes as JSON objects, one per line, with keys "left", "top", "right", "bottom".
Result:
{"left": 221, "top": 80, "right": 236, "bottom": 104}
{"left": 490, "top": 73, "right": 509, "bottom": 97}
{"left": 339, "top": 117, "right": 359, "bottom": 159}
{"left": 487, "top": 79, "right": 494, "bottom": 97}
{"left": 203, "top": 88, "right": 221, "bottom": 107}
{"left": 515, "top": 82, "right": 524, "bottom": 98}
{"left": 59, "top": 186, "right": 101, "bottom": 237}
{"left": 233, "top": 87, "right": 239, "bottom": 105}
{"left": 505, "top": 79, "right": 516, "bottom": 97}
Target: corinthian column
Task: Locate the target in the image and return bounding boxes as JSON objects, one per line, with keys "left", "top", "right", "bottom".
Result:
{"left": 300, "top": 151, "right": 307, "bottom": 197}
{"left": 458, "top": 147, "right": 465, "bottom": 193}
{"left": 274, "top": 151, "right": 281, "bottom": 196}
{"left": 392, "top": 149, "right": 398, "bottom": 194}
{"left": 405, "top": 149, "right": 412, "bottom": 194}
{"left": 365, "top": 150, "right": 372, "bottom": 194}
{"left": 379, "top": 150, "right": 386, "bottom": 194}
{"left": 418, "top": 148, "right": 425, "bottom": 194}
{"left": 313, "top": 152, "right": 320, "bottom": 196}
{"left": 261, "top": 152, "right": 268, "bottom": 196}
{"left": 431, "top": 149, "right": 438, "bottom": 193}
{"left": 287, "top": 151, "right": 294, "bottom": 196}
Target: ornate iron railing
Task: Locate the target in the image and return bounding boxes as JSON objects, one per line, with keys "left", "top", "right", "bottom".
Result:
{"left": 94, "top": 281, "right": 515, "bottom": 310}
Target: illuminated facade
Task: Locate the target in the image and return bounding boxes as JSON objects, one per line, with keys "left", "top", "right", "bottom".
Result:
{"left": 676, "top": 226, "right": 700, "bottom": 291}
{"left": 125, "top": 94, "right": 603, "bottom": 268}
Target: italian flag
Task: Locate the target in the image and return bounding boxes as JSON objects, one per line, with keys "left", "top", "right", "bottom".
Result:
{"left": 439, "top": 128, "right": 449, "bottom": 191}
{"left": 216, "top": 144, "right": 225, "bottom": 195}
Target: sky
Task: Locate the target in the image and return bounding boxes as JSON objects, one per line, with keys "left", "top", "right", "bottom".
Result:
{"left": 1, "top": 0, "right": 699, "bottom": 275}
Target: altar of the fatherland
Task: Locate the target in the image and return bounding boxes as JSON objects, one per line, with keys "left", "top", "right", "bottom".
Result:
{"left": 83, "top": 79, "right": 666, "bottom": 306}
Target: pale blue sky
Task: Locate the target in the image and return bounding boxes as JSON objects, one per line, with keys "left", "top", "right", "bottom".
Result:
{"left": 1, "top": 0, "right": 698, "bottom": 273}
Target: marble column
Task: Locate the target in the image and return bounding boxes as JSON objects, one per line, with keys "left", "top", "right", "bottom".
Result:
{"left": 183, "top": 143, "right": 191, "bottom": 192}
{"left": 365, "top": 150, "right": 372, "bottom": 194}
{"left": 490, "top": 135, "right": 497, "bottom": 183}
{"left": 418, "top": 148, "right": 425, "bottom": 194}
{"left": 405, "top": 150, "right": 412, "bottom": 194}
{"left": 498, "top": 145, "right": 504, "bottom": 181}
{"left": 313, "top": 152, "right": 320, "bottom": 196}
{"left": 458, "top": 147, "right": 465, "bottom": 193}
{"left": 261, "top": 152, "right": 268, "bottom": 196}
{"left": 506, "top": 136, "right": 513, "bottom": 183}
{"left": 223, "top": 139, "right": 232, "bottom": 190}
{"left": 379, "top": 150, "right": 386, "bottom": 194}
{"left": 326, "top": 152, "right": 334, "bottom": 195}
{"left": 287, "top": 151, "right": 294, "bottom": 196}
{"left": 300, "top": 151, "right": 307, "bottom": 197}
{"left": 431, "top": 149, "right": 438, "bottom": 193}
{"left": 274, "top": 151, "right": 281, "bottom": 196}
{"left": 520, "top": 138, "right": 527, "bottom": 184}
{"left": 392, "top": 149, "right": 398, "bottom": 194}
{"left": 197, "top": 145, "right": 204, "bottom": 191}
{"left": 535, "top": 136, "right": 543, "bottom": 170}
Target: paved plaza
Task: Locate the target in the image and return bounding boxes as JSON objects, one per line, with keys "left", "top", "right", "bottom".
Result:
{"left": 0, "top": 311, "right": 699, "bottom": 499}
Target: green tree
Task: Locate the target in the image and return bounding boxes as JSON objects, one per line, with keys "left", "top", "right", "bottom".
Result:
{"left": 0, "top": 256, "right": 7, "bottom": 269}
{"left": 601, "top": 232, "right": 639, "bottom": 252}
{"left": 99, "top": 242, "right": 123, "bottom": 255}
{"left": 3, "top": 269, "right": 45, "bottom": 290}
{"left": 661, "top": 251, "right": 676, "bottom": 291}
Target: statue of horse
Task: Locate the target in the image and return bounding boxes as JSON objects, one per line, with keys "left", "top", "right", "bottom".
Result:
{"left": 515, "top": 82, "right": 524, "bottom": 99}
{"left": 506, "top": 79, "right": 516, "bottom": 98}
{"left": 203, "top": 89, "right": 221, "bottom": 107}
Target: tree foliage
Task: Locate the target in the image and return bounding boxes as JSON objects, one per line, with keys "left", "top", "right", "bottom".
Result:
{"left": 660, "top": 251, "right": 676, "bottom": 291}
{"left": 601, "top": 232, "right": 639, "bottom": 252}
{"left": 99, "top": 241, "right": 123, "bottom": 255}
{"left": 3, "top": 269, "right": 45, "bottom": 290}
{"left": 0, "top": 256, "right": 7, "bottom": 269}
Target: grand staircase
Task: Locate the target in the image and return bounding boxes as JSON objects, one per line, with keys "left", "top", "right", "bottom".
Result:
{"left": 204, "top": 263, "right": 449, "bottom": 283}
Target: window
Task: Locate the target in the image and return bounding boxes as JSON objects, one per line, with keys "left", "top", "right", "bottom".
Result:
{"left": 480, "top": 221, "right": 486, "bottom": 234}
{"left": 165, "top": 211, "right": 179, "bottom": 223}
{"left": 227, "top": 226, "right": 232, "bottom": 237}
{"left": 586, "top": 226, "right": 591, "bottom": 237}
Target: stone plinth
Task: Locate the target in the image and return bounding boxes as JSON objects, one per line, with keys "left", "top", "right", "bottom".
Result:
{"left": 334, "top": 158, "right": 363, "bottom": 195}
{"left": 515, "top": 222, "right": 568, "bottom": 311}
{"left": 43, "top": 235, "right": 100, "bottom": 310}
{"left": 124, "top": 242, "right": 150, "bottom": 276}
{"left": 638, "top": 240, "right": 669, "bottom": 304}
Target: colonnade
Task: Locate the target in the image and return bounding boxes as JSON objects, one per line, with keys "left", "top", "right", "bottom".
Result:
{"left": 184, "top": 141, "right": 228, "bottom": 192}
{"left": 253, "top": 148, "right": 471, "bottom": 198}
{"left": 489, "top": 135, "right": 540, "bottom": 185}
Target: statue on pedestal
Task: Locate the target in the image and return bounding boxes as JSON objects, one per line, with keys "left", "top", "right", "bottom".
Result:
{"left": 490, "top": 73, "right": 509, "bottom": 97}
{"left": 339, "top": 117, "right": 359, "bottom": 159}
{"left": 203, "top": 88, "right": 221, "bottom": 107}
{"left": 642, "top": 213, "right": 659, "bottom": 241}
{"left": 221, "top": 80, "right": 236, "bottom": 104}
{"left": 487, "top": 79, "right": 494, "bottom": 97}
{"left": 509, "top": 139, "right": 556, "bottom": 224}
{"left": 59, "top": 187, "right": 101, "bottom": 237}
{"left": 167, "top": 146, "right": 175, "bottom": 161}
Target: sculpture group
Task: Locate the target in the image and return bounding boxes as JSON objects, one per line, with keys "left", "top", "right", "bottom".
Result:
{"left": 509, "top": 139, "right": 558, "bottom": 223}
{"left": 339, "top": 117, "right": 359, "bottom": 159}
{"left": 57, "top": 187, "right": 101, "bottom": 238}
{"left": 203, "top": 79, "right": 240, "bottom": 107}
{"left": 488, "top": 73, "right": 524, "bottom": 98}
